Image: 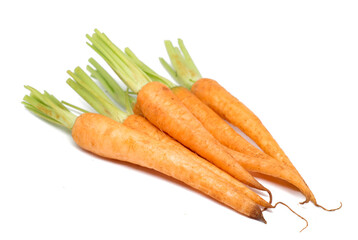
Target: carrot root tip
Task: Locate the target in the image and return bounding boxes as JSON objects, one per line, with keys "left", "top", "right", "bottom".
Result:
{"left": 266, "top": 189, "right": 273, "bottom": 205}
{"left": 273, "top": 202, "right": 308, "bottom": 232}
{"left": 299, "top": 198, "right": 310, "bottom": 205}
{"left": 258, "top": 214, "right": 267, "bottom": 224}
{"left": 315, "top": 201, "right": 342, "bottom": 212}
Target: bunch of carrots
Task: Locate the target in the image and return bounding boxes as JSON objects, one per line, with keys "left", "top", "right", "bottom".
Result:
{"left": 23, "top": 29, "right": 341, "bottom": 231}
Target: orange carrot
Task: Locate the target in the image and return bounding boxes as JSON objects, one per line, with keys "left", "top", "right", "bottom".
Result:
{"left": 76, "top": 113, "right": 265, "bottom": 220}
{"left": 122, "top": 49, "right": 313, "bottom": 204}
{"left": 22, "top": 86, "right": 266, "bottom": 221}
{"left": 136, "top": 81, "right": 268, "bottom": 189}
{"left": 66, "top": 68, "right": 310, "bottom": 229}
{"left": 159, "top": 39, "right": 317, "bottom": 204}
{"left": 160, "top": 39, "right": 341, "bottom": 210}
{"left": 67, "top": 63, "right": 272, "bottom": 209}
{"left": 171, "top": 86, "right": 313, "bottom": 199}
{"left": 123, "top": 114, "right": 272, "bottom": 209}
{"left": 86, "top": 29, "right": 270, "bottom": 195}
{"left": 171, "top": 86, "right": 272, "bottom": 159}
{"left": 191, "top": 78, "right": 315, "bottom": 203}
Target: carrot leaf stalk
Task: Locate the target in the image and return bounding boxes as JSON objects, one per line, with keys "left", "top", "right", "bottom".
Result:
{"left": 86, "top": 29, "right": 151, "bottom": 93}
{"left": 67, "top": 66, "right": 130, "bottom": 122}
{"left": 86, "top": 57, "right": 135, "bottom": 108}
{"left": 159, "top": 39, "right": 202, "bottom": 89}
{"left": 86, "top": 58, "right": 135, "bottom": 114}
{"left": 22, "top": 86, "right": 77, "bottom": 130}
{"left": 61, "top": 101, "right": 90, "bottom": 114}
{"left": 124, "top": 48, "right": 176, "bottom": 88}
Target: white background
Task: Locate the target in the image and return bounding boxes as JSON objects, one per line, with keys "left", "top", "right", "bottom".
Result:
{"left": 1, "top": 0, "right": 357, "bottom": 239}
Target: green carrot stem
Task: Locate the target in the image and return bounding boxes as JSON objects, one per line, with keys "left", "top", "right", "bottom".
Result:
{"left": 87, "top": 58, "right": 135, "bottom": 107}
{"left": 66, "top": 75, "right": 128, "bottom": 122}
{"left": 124, "top": 48, "right": 176, "bottom": 88}
{"left": 62, "top": 101, "right": 89, "bottom": 113}
{"left": 86, "top": 29, "right": 151, "bottom": 93}
{"left": 22, "top": 86, "right": 77, "bottom": 130}
{"left": 161, "top": 39, "right": 201, "bottom": 89}
{"left": 177, "top": 39, "right": 201, "bottom": 77}
{"left": 67, "top": 67, "right": 111, "bottom": 103}
{"left": 67, "top": 67, "right": 129, "bottom": 123}
{"left": 159, "top": 57, "right": 178, "bottom": 82}
{"left": 123, "top": 88, "right": 134, "bottom": 115}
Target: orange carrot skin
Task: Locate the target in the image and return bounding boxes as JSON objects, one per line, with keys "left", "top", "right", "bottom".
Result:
{"left": 123, "top": 114, "right": 174, "bottom": 144}
{"left": 172, "top": 86, "right": 314, "bottom": 201}
{"left": 225, "top": 147, "right": 314, "bottom": 201}
{"left": 191, "top": 78, "right": 316, "bottom": 204}
{"left": 72, "top": 113, "right": 265, "bottom": 220}
{"left": 132, "top": 102, "right": 144, "bottom": 116}
{"left": 172, "top": 86, "right": 269, "bottom": 159}
{"left": 136, "top": 82, "right": 266, "bottom": 191}
{"left": 191, "top": 78, "right": 291, "bottom": 168}
{"left": 123, "top": 114, "right": 272, "bottom": 208}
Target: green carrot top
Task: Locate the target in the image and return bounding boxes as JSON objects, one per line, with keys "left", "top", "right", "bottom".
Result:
{"left": 159, "top": 39, "right": 202, "bottom": 89}
{"left": 22, "top": 86, "right": 78, "bottom": 130}
{"left": 66, "top": 65, "right": 131, "bottom": 123}
{"left": 86, "top": 29, "right": 152, "bottom": 93}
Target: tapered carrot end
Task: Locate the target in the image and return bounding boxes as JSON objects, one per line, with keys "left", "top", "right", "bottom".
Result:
{"left": 315, "top": 202, "right": 342, "bottom": 212}
{"left": 266, "top": 189, "right": 273, "bottom": 205}
{"left": 251, "top": 206, "right": 266, "bottom": 223}
{"left": 257, "top": 213, "right": 267, "bottom": 224}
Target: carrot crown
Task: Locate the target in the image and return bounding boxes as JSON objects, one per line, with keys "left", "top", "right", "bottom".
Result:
{"left": 67, "top": 65, "right": 131, "bottom": 123}
{"left": 159, "top": 39, "right": 202, "bottom": 89}
{"left": 22, "top": 86, "right": 77, "bottom": 130}
{"left": 86, "top": 29, "right": 152, "bottom": 94}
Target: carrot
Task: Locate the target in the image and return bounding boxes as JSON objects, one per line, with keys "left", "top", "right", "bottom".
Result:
{"left": 137, "top": 82, "right": 267, "bottom": 190}
{"left": 66, "top": 61, "right": 272, "bottom": 209}
{"left": 160, "top": 39, "right": 341, "bottom": 210}
{"left": 123, "top": 48, "right": 316, "bottom": 203}
{"left": 171, "top": 86, "right": 315, "bottom": 199}
{"left": 22, "top": 86, "right": 267, "bottom": 221}
{"left": 65, "top": 66, "right": 310, "bottom": 230}
{"left": 160, "top": 39, "right": 319, "bottom": 204}
{"left": 85, "top": 29, "right": 271, "bottom": 196}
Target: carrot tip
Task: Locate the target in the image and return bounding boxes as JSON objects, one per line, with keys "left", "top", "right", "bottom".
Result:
{"left": 253, "top": 207, "right": 267, "bottom": 223}
{"left": 259, "top": 214, "right": 267, "bottom": 224}
{"left": 274, "top": 202, "right": 308, "bottom": 232}
{"left": 266, "top": 189, "right": 273, "bottom": 205}
{"left": 315, "top": 201, "right": 342, "bottom": 212}
{"left": 299, "top": 198, "right": 310, "bottom": 205}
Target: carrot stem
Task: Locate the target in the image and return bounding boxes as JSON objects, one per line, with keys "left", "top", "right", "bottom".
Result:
{"left": 177, "top": 39, "right": 201, "bottom": 77}
{"left": 86, "top": 58, "right": 135, "bottom": 114}
{"left": 161, "top": 39, "right": 201, "bottom": 89}
{"left": 86, "top": 29, "right": 151, "bottom": 93}
{"left": 61, "top": 101, "right": 89, "bottom": 113}
{"left": 124, "top": 48, "right": 176, "bottom": 88}
{"left": 22, "top": 86, "right": 77, "bottom": 130}
{"left": 66, "top": 67, "right": 129, "bottom": 123}
{"left": 87, "top": 57, "right": 135, "bottom": 107}
{"left": 159, "top": 57, "right": 177, "bottom": 82}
